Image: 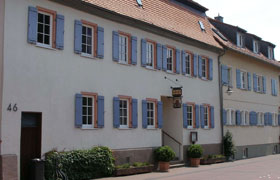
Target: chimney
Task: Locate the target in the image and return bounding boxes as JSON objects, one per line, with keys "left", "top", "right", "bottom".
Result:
{"left": 215, "top": 14, "right": 224, "bottom": 22}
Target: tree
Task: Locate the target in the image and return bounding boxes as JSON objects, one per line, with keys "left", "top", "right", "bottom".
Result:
{"left": 223, "top": 131, "right": 236, "bottom": 160}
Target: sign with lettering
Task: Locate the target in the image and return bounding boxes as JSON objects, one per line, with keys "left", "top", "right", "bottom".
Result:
{"left": 172, "top": 87, "right": 182, "bottom": 97}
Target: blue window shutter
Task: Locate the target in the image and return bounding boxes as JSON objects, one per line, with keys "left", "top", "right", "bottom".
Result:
{"left": 271, "top": 79, "right": 275, "bottom": 96}
{"left": 247, "top": 72, "right": 252, "bottom": 91}
{"left": 278, "top": 114, "right": 280, "bottom": 126}
{"left": 183, "top": 104, "right": 187, "bottom": 128}
{"left": 223, "top": 109, "right": 227, "bottom": 125}
{"left": 97, "top": 96, "right": 105, "bottom": 128}
{"left": 193, "top": 54, "right": 198, "bottom": 77}
{"left": 132, "top": 98, "right": 138, "bottom": 128}
{"left": 275, "top": 80, "right": 278, "bottom": 96}
{"left": 141, "top": 39, "right": 147, "bottom": 66}
{"left": 56, "top": 14, "right": 65, "bottom": 50}
{"left": 75, "top": 94, "right": 83, "bottom": 128}
{"left": 142, "top": 100, "right": 147, "bottom": 128}
{"left": 236, "top": 69, "right": 241, "bottom": 89}
{"left": 113, "top": 97, "right": 120, "bottom": 128}
{"left": 27, "top": 6, "right": 38, "bottom": 44}
{"left": 249, "top": 111, "right": 253, "bottom": 125}
{"left": 162, "top": 45, "right": 167, "bottom": 71}
{"left": 176, "top": 49, "right": 180, "bottom": 74}
{"left": 268, "top": 113, "right": 272, "bottom": 126}
{"left": 195, "top": 105, "right": 200, "bottom": 128}
{"left": 131, "top": 36, "right": 137, "bottom": 65}
{"left": 156, "top": 43, "right": 162, "bottom": 70}
{"left": 200, "top": 105, "right": 204, "bottom": 128}
{"left": 262, "top": 76, "right": 266, "bottom": 94}
{"left": 198, "top": 55, "right": 202, "bottom": 78}
{"left": 112, "top": 31, "right": 119, "bottom": 61}
{"left": 253, "top": 73, "right": 257, "bottom": 92}
{"left": 97, "top": 26, "right": 104, "bottom": 58}
{"left": 209, "top": 58, "right": 213, "bottom": 80}
{"left": 181, "top": 50, "right": 186, "bottom": 75}
{"left": 236, "top": 110, "right": 241, "bottom": 126}
{"left": 210, "top": 106, "right": 214, "bottom": 128}
{"left": 264, "top": 112, "right": 268, "bottom": 126}
{"left": 221, "top": 65, "right": 228, "bottom": 85}
{"left": 74, "top": 20, "right": 82, "bottom": 54}
{"left": 157, "top": 101, "right": 163, "bottom": 128}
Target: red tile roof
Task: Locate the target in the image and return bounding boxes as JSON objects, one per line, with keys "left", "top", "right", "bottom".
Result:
{"left": 82, "top": 0, "right": 222, "bottom": 49}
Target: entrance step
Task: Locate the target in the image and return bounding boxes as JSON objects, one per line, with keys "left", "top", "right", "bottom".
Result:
{"left": 170, "top": 160, "right": 185, "bottom": 169}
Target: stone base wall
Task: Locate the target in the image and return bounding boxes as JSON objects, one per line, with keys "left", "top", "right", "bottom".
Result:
{"left": 113, "top": 147, "right": 156, "bottom": 165}
{"left": 183, "top": 143, "right": 222, "bottom": 162}
{"left": 0, "top": 154, "right": 18, "bottom": 180}
{"left": 234, "top": 143, "right": 280, "bottom": 160}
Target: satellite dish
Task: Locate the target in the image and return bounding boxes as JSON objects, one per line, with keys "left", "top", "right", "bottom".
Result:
{"left": 136, "top": 0, "right": 143, "bottom": 6}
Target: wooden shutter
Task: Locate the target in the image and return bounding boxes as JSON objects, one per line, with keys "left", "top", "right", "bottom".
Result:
{"left": 112, "top": 31, "right": 119, "bottom": 61}
{"left": 221, "top": 65, "right": 228, "bottom": 85}
{"left": 195, "top": 105, "right": 200, "bottom": 128}
{"left": 74, "top": 20, "right": 82, "bottom": 54}
{"left": 141, "top": 39, "right": 147, "bottom": 66}
{"left": 162, "top": 45, "right": 167, "bottom": 71}
{"left": 253, "top": 73, "right": 257, "bottom": 92}
{"left": 113, "top": 97, "right": 120, "bottom": 128}
{"left": 75, "top": 94, "right": 83, "bottom": 128}
{"left": 236, "top": 69, "right": 241, "bottom": 89}
{"left": 176, "top": 49, "right": 180, "bottom": 74}
{"left": 262, "top": 76, "right": 266, "bottom": 94}
{"left": 198, "top": 55, "right": 202, "bottom": 78}
{"left": 193, "top": 54, "right": 198, "bottom": 77}
{"left": 200, "top": 105, "right": 204, "bottom": 128}
{"left": 55, "top": 14, "right": 64, "bottom": 49}
{"left": 183, "top": 104, "right": 187, "bottom": 128}
{"left": 210, "top": 106, "right": 214, "bottom": 128}
{"left": 97, "top": 96, "right": 104, "bottom": 128}
{"left": 97, "top": 26, "right": 104, "bottom": 58}
{"left": 156, "top": 43, "right": 162, "bottom": 70}
{"left": 236, "top": 110, "right": 241, "bottom": 125}
{"left": 157, "top": 101, "right": 163, "bottom": 128}
{"left": 142, "top": 100, "right": 147, "bottom": 128}
{"left": 28, "top": 6, "right": 38, "bottom": 44}
{"left": 223, "top": 109, "right": 227, "bottom": 125}
{"left": 131, "top": 36, "right": 137, "bottom": 65}
{"left": 247, "top": 72, "right": 252, "bottom": 91}
{"left": 181, "top": 50, "right": 186, "bottom": 75}
{"left": 132, "top": 98, "right": 138, "bottom": 128}
{"left": 209, "top": 58, "right": 213, "bottom": 80}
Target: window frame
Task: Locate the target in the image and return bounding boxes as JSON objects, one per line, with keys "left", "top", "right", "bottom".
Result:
{"left": 36, "top": 7, "right": 56, "bottom": 49}
{"left": 185, "top": 52, "right": 193, "bottom": 76}
{"left": 272, "top": 113, "right": 277, "bottom": 126}
{"left": 256, "top": 74, "right": 263, "bottom": 93}
{"left": 227, "top": 66, "right": 232, "bottom": 87}
{"left": 240, "top": 70, "right": 247, "bottom": 89}
{"left": 237, "top": 32, "right": 244, "bottom": 48}
{"left": 257, "top": 112, "right": 264, "bottom": 126}
{"left": 253, "top": 40, "right": 259, "bottom": 54}
{"left": 268, "top": 47, "right": 274, "bottom": 60}
{"left": 147, "top": 101, "right": 155, "bottom": 129}
{"left": 186, "top": 104, "right": 195, "bottom": 128}
{"left": 81, "top": 92, "right": 98, "bottom": 129}
{"left": 81, "top": 24, "right": 94, "bottom": 57}
{"left": 119, "top": 99, "right": 129, "bottom": 128}
{"left": 80, "top": 20, "right": 98, "bottom": 58}
{"left": 146, "top": 98, "right": 158, "bottom": 129}
{"left": 118, "top": 95, "right": 132, "bottom": 129}
{"left": 226, "top": 109, "right": 235, "bottom": 125}
{"left": 166, "top": 47, "right": 174, "bottom": 72}
{"left": 201, "top": 57, "right": 207, "bottom": 79}
{"left": 145, "top": 39, "right": 157, "bottom": 69}
{"left": 118, "top": 34, "right": 129, "bottom": 64}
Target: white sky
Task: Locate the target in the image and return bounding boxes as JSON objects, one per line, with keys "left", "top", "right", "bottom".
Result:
{"left": 197, "top": 0, "right": 280, "bottom": 60}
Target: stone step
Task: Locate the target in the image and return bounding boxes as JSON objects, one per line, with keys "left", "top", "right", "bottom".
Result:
{"left": 170, "top": 160, "right": 185, "bottom": 169}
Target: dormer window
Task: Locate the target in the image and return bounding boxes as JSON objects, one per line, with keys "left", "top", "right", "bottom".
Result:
{"left": 268, "top": 47, "right": 274, "bottom": 60}
{"left": 253, "top": 40, "right": 259, "bottom": 54}
{"left": 237, "top": 33, "right": 244, "bottom": 48}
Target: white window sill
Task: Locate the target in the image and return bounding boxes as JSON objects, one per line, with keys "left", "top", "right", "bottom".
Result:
{"left": 118, "top": 126, "right": 131, "bottom": 130}
{"left": 118, "top": 61, "right": 130, "bottom": 66}
{"left": 81, "top": 53, "right": 95, "bottom": 59}
{"left": 166, "top": 70, "right": 175, "bottom": 75}
{"left": 147, "top": 127, "right": 157, "bottom": 130}
{"left": 36, "top": 43, "right": 56, "bottom": 51}
{"left": 81, "top": 125, "right": 95, "bottom": 130}
{"left": 184, "top": 74, "right": 193, "bottom": 78}
{"left": 203, "top": 127, "right": 210, "bottom": 130}
{"left": 201, "top": 77, "right": 208, "bottom": 81}
{"left": 145, "top": 66, "right": 156, "bottom": 71}
{"left": 187, "top": 127, "right": 194, "bottom": 130}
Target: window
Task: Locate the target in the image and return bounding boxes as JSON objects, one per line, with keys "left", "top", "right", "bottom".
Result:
{"left": 146, "top": 42, "right": 154, "bottom": 67}
{"left": 147, "top": 102, "right": 155, "bottom": 128}
{"left": 257, "top": 75, "right": 263, "bottom": 92}
{"left": 237, "top": 33, "right": 244, "bottom": 47}
{"left": 227, "top": 67, "right": 232, "bottom": 87}
{"left": 81, "top": 25, "right": 93, "bottom": 56}
{"left": 245, "top": 111, "right": 250, "bottom": 125}
{"left": 201, "top": 57, "right": 207, "bottom": 78}
{"left": 268, "top": 47, "right": 274, "bottom": 60}
{"left": 185, "top": 53, "right": 191, "bottom": 75}
{"left": 272, "top": 113, "right": 277, "bottom": 126}
{"left": 187, "top": 105, "right": 194, "bottom": 128}
{"left": 37, "top": 12, "right": 53, "bottom": 47}
{"left": 227, "top": 109, "right": 235, "bottom": 125}
{"left": 167, "top": 48, "right": 173, "bottom": 72}
{"left": 243, "top": 148, "right": 248, "bottom": 158}
{"left": 240, "top": 71, "right": 247, "bottom": 89}
{"left": 82, "top": 96, "right": 94, "bottom": 128}
{"left": 253, "top": 40, "right": 259, "bottom": 54}
{"left": 119, "top": 35, "right": 128, "bottom": 63}
{"left": 204, "top": 106, "right": 209, "bottom": 128}
{"left": 257, "top": 112, "right": 264, "bottom": 126}
{"left": 119, "top": 99, "right": 129, "bottom": 128}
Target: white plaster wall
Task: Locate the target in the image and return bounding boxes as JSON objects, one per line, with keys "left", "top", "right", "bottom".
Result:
{"left": 1, "top": 0, "right": 221, "bottom": 164}
{"left": 222, "top": 51, "right": 280, "bottom": 146}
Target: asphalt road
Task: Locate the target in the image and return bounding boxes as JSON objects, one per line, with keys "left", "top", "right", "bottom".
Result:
{"left": 101, "top": 154, "right": 280, "bottom": 180}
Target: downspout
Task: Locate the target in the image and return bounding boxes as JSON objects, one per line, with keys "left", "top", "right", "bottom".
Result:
{"left": 218, "top": 49, "right": 226, "bottom": 154}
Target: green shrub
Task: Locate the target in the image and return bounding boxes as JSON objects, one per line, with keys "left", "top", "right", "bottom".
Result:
{"left": 223, "top": 131, "right": 236, "bottom": 159}
{"left": 187, "top": 144, "right": 203, "bottom": 158}
{"left": 45, "top": 146, "right": 115, "bottom": 180}
{"left": 116, "top": 163, "right": 130, "bottom": 169}
{"left": 132, "top": 162, "right": 150, "bottom": 167}
{"left": 154, "top": 146, "right": 175, "bottom": 162}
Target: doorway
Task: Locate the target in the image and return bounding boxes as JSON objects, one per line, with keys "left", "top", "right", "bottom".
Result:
{"left": 20, "top": 112, "right": 42, "bottom": 180}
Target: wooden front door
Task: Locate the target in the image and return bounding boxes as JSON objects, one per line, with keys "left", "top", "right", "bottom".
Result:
{"left": 20, "top": 112, "right": 42, "bottom": 180}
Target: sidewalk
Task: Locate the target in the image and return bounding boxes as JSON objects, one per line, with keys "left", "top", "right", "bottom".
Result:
{"left": 101, "top": 154, "right": 280, "bottom": 180}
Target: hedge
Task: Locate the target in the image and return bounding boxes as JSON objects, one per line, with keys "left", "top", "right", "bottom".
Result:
{"left": 45, "top": 146, "right": 115, "bottom": 180}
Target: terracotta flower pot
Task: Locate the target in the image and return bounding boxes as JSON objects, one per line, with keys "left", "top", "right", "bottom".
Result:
{"left": 159, "top": 161, "right": 170, "bottom": 172}
{"left": 190, "top": 158, "right": 200, "bottom": 167}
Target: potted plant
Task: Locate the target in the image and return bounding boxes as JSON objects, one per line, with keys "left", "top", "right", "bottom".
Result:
{"left": 187, "top": 144, "right": 203, "bottom": 167}
{"left": 154, "top": 146, "right": 175, "bottom": 172}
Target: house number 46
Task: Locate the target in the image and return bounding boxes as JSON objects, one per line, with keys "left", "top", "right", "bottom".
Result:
{"left": 7, "top": 104, "right": 18, "bottom": 112}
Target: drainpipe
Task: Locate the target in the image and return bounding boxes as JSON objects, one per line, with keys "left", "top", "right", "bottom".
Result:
{"left": 218, "top": 49, "right": 226, "bottom": 154}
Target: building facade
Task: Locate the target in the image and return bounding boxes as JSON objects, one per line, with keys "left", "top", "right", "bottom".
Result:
{"left": 0, "top": 0, "right": 225, "bottom": 179}
{"left": 210, "top": 17, "right": 280, "bottom": 160}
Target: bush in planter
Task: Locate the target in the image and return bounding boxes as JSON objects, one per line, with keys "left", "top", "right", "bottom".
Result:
{"left": 223, "top": 131, "right": 236, "bottom": 159}
{"left": 187, "top": 144, "right": 203, "bottom": 158}
{"left": 154, "top": 146, "right": 175, "bottom": 162}
{"left": 45, "top": 146, "right": 115, "bottom": 180}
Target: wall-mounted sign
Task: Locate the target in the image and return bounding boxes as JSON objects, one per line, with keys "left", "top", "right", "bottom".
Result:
{"left": 172, "top": 87, "right": 182, "bottom": 108}
{"left": 173, "top": 97, "right": 182, "bottom": 108}
{"left": 172, "top": 87, "right": 182, "bottom": 97}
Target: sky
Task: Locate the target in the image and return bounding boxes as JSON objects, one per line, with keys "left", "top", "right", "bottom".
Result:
{"left": 197, "top": 0, "right": 280, "bottom": 60}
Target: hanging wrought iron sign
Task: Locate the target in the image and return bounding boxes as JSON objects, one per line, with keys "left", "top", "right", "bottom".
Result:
{"left": 172, "top": 87, "right": 182, "bottom": 108}
{"left": 172, "top": 87, "right": 182, "bottom": 97}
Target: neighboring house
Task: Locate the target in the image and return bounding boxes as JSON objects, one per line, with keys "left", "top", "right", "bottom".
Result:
{"left": 0, "top": 0, "right": 224, "bottom": 179}
{"left": 210, "top": 16, "right": 280, "bottom": 160}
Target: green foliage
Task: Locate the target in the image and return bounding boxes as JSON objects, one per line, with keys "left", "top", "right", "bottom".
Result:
{"left": 154, "top": 146, "right": 175, "bottom": 162}
{"left": 223, "top": 131, "right": 236, "bottom": 158}
{"left": 202, "top": 154, "right": 225, "bottom": 160}
{"left": 132, "top": 162, "right": 150, "bottom": 167}
{"left": 45, "top": 146, "right": 115, "bottom": 180}
{"left": 187, "top": 144, "right": 203, "bottom": 158}
{"left": 116, "top": 163, "right": 130, "bottom": 169}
